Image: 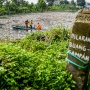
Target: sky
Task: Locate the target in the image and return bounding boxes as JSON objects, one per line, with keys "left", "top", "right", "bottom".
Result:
{"left": 25, "top": 0, "right": 90, "bottom": 4}
{"left": 26, "top": 0, "right": 38, "bottom": 4}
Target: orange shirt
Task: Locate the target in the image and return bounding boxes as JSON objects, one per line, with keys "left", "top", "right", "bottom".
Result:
{"left": 25, "top": 21, "right": 29, "bottom": 28}
{"left": 36, "top": 23, "right": 42, "bottom": 30}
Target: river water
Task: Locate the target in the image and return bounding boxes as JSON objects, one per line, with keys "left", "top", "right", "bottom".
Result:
{"left": 0, "top": 11, "right": 77, "bottom": 40}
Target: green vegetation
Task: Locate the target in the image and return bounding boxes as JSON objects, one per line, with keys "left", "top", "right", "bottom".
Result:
{"left": 0, "top": 0, "right": 79, "bottom": 15}
{"left": 77, "top": 0, "right": 85, "bottom": 6}
{"left": 0, "top": 26, "right": 77, "bottom": 90}
{"left": 48, "top": 5, "right": 78, "bottom": 11}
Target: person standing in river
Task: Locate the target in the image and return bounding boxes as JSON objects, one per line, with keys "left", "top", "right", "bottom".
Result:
{"left": 25, "top": 20, "right": 29, "bottom": 31}
{"left": 36, "top": 23, "right": 42, "bottom": 30}
{"left": 29, "top": 20, "right": 33, "bottom": 32}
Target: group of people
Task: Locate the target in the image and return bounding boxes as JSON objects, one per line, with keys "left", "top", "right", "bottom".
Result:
{"left": 25, "top": 20, "right": 42, "bottom": 31}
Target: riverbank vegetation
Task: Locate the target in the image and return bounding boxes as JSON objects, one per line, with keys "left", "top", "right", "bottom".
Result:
{"left": 0, "top": 25, "right": 76, "bottom": 90}
{"left": 0, "top": 24, "right": 90, "bottom": 89}
{"left": 0, "top": 0, "right": 79, "bottom": 15}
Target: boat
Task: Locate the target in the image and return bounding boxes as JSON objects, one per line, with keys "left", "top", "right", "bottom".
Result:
{"left": 12, "top": 25, "right": 36, "bottom": 30}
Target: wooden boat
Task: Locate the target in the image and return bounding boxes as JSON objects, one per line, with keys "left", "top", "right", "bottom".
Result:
{"left": 12, "top": 25, "right": 36, "bottom": 30}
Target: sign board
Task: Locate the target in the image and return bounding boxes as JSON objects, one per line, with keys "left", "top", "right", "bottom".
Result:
{"left": 66, "top": 8, "right": 90, "bottom": 90}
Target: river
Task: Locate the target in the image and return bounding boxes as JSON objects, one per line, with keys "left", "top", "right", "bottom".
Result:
{"left": 0, "top": 11, "right": 77, "bottom": 40}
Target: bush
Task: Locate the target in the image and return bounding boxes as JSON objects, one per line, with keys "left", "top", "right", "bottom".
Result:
{"left": 0, "top": 7, "right": 6, "bottom": 15}
{"left": 0, "top": 43, "right": 76, "bottom": 90}
{"left": 0, "top": 26, "right": 76, "bottom": 90}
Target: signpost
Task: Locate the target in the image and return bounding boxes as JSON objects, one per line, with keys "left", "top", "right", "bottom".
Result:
{"left": 66, "top": 8, "right": 90, "bottom": 90}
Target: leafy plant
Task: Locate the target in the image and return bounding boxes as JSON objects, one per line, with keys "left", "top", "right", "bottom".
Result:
{"left": 0, "top": 26, "right": 76, "bottom": 90}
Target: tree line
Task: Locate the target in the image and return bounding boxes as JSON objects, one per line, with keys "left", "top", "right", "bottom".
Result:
{"left": 0, "top": 0, "right": 87, "bottom": 15}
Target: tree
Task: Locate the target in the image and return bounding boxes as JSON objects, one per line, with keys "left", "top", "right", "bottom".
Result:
{"left": 71, "top": 0, "right": 76, "bottom": 5}
{"left": 0, "top": 0, "right": 6, "bottom": 7}
{"left": 63, "top": 0, "right": 69, "bottom": 4}
{"left": 28, "top": 3, "right": 35, "bottom": 12}
{"left": 37, "top": 0, "right": 47, "bottom": 11}
{"left": 45, "top": 0, "right": 54, "bottom": 6}
{"left": 60, "top": 0, "right": 69, "bottom": 5}
{"left": 5, "top": 0, "right": 11, "bottom": 14}
{"left": 77, "top": 0, "right": 86, "bottom": 6}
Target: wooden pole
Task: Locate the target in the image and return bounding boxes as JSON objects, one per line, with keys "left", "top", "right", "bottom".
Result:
{"left": 66, "top": 8, "right": 90, "bottom": 90}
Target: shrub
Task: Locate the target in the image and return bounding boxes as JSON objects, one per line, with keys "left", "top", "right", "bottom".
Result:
{"left": 0, "top": 26, "right": 75, "bottom": 90}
